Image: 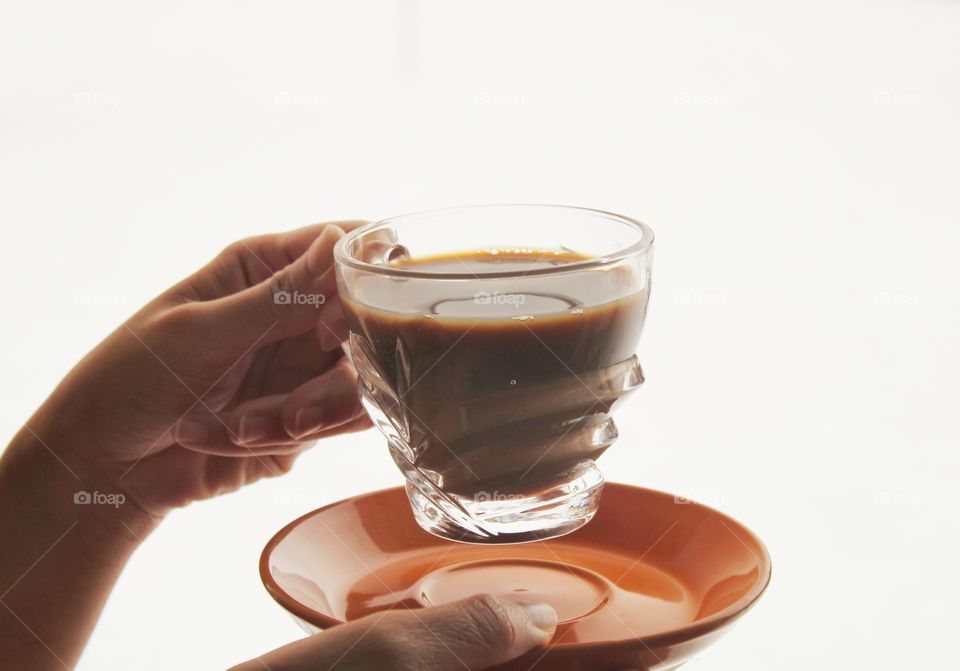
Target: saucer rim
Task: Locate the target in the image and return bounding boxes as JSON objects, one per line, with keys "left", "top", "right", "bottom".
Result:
{"left": 259, "top": 482, "right": 772, "bottom": 650}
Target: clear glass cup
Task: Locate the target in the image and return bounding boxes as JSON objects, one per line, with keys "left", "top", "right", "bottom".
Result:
{"left": 334, "top": 205, "right": 653, "bottom": 543}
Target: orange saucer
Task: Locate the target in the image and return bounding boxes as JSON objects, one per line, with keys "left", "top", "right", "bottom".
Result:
{"left": 260, "top": 483, "right": 771, "bottom": 670}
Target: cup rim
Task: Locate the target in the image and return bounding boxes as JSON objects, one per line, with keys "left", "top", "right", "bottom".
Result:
{"left": 259, "top": 482, "right": 772, "bottom": 651}
{"left": 333, "top": 204, "right": 655, "bottom": 280}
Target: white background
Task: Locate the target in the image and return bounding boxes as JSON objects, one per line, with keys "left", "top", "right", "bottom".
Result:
{"left": 2, "top": 1, "right": 958, "bottom": 668}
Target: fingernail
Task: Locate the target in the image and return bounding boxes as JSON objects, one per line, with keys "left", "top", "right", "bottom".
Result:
{"left": 175, "top": 419, "right": 209, "bottom": 444}
{"left": 238, "top": 415, "right": 271, "bottom": 444}
{"left": 519, "top": 602, "right": 558, "bottom": 637}
{"left": 306, "top": 225, "right": 344, "bottom": 276}
{"left": 293, "top": 406, "right": 324, "bottom": 438}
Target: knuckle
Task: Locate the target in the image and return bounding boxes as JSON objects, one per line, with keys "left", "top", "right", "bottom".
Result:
{"left": 262, "top": 270, "right": 299, "bottom": 321}
{"left": 219, "top": 237, "right": 258, "bottom": 262}
{"left": 266, "top": 268, "right": 297, "bottom": 304}
{"left": 212, "top": 238, "right": 270, "bottom": 290}
{"left": 267, "top": 266, "right": 295, "bottom": 294}
{"left": 462, "top": 594, "right": 516, "bottom": 649}
{"left": 146, "top": 301, "right": 205, "bottom": 337}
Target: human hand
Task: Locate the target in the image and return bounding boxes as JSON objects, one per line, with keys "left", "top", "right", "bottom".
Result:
{"left": 230, "top": 596, "right": 558, "bottom": 671}
{"left": 28, "top": 221, "right": 371, "bottom": 518}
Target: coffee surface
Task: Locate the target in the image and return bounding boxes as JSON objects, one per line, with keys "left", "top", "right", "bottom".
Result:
{"left": 344, "top": 251, "right": 648, "bottom": 497}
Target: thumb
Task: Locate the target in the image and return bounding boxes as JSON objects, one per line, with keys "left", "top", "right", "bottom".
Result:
{"left": 384, "top": 595, "right": 558, "bottom": 669}
{"left": 230, "top": 596, "right": 558, "bottom": 671}
{"left": 206, "top": 225, "right": 345, "bottom": 345}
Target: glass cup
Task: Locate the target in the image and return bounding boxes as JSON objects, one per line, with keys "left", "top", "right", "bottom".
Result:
{"left": 334, "top": 205, "right": 653, "bottom": 543}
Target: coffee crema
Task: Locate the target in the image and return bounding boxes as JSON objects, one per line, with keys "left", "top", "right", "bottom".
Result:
{"left": 343, "top": 250, "right": 648, "bottom": 500}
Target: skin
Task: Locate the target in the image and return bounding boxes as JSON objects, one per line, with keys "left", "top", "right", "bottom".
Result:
{"left": 0, "top": 221, "right": 557, "bottom": 670}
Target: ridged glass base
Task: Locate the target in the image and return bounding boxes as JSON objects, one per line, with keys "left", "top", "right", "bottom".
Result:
{"left": 404, "top": 462, "right": 605, "bottom": 544}
{"left": 351, "top": 328, "right": 639, "bottom": 545}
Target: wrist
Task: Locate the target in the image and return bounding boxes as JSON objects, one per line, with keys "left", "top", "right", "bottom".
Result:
{"left": 1, "top": 426, "right": 161, "bottom": 555}
{"left": 0, "top": 430, "right": 160, "bottom": 668}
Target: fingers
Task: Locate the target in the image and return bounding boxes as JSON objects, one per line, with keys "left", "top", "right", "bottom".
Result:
{"left": 228, "top": 596, "right": 557, "bottom": 671}
{"left": 202, "top": 224, "right": 345, "bottom": 348}
{"left": 396, "top": 595, "right": 558, "bottom": 669}
{"left": 273, "top": 220, "right": 367, "bottom": 264}
{"left": 281, "top": 359, "right": 361, "bottom": 438}
{"left": 173, "top": 220, "right": 368, "bottom": 303}
{"left": 316, "top": 294, "right": 349, "bottom": 351}
{"left": 173, "top": 359, "right": 366, "bottom": 456}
